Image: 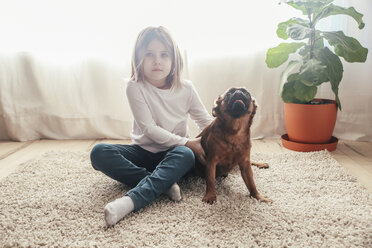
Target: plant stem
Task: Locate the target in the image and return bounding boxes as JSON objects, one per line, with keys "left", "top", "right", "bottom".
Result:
{"left": 308, "top": 12, "right": 314, "bottom": 59}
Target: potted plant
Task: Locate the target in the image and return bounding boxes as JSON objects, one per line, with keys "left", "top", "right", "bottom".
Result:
{"left": 265, "top": 0, "right": 368, "bottom": 152}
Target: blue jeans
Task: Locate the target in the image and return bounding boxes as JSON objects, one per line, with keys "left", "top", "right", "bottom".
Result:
{"left": 90, "top": 143, "right": 194, "bottom": 211}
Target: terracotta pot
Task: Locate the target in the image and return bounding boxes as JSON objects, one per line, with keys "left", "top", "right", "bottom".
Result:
{"left": 284, "top": 99, "right": 338, "bottom": 144}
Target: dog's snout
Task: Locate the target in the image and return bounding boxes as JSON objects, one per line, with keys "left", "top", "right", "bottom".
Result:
{"left": 233, "top": 89, "right": 243, "bottom": 94}
{"left": 231, "top": 90, "right": 250, "bottom": 102}
{"left": 234, "top": 87, "right": 248, "bottom": 95}
{"left": 234, "top": 90, "right": 243, "bottom": 96}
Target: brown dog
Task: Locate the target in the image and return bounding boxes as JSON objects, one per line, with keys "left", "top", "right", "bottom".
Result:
{"left": 195, "top": 87, "right": 272, "bottom": 204}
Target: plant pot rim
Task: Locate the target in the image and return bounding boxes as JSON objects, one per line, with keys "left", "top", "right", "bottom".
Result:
{"left": 284, "top": 98, "right": 337, "bottom": 106}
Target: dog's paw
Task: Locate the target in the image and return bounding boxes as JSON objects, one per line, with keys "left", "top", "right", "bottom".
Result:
{"left": 252, "top": 162, "right": 269, "bottom": 169}
{"left": 258, "top": 197, "right": 273, "bottom": 203}
{"left": 202, "top": 194, "right": 217, "bottom": 204}
{"left": 251, "top": 194, "right": 273, "bottom": 203}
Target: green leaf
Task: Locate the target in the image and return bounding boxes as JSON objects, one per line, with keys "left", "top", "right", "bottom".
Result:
{"left": 298, "top": 59, "right": 327, "bottom": 86}
{"left": 315, "top": 47, "right": 343, "bottom": 86}
{"left": 277, "top": 18, "right": 309, "bottom": 40}
{"left": 314, "top": 34, "right": 325, "bottom": 49}
{"left": 281, "top": 79, "right": 317, "bottom": 103}
{"left": 322, "top": 31, "right": 368, "bottom": 62}
{"left": 314, "top": 4, "right": 365, "bottom": 29}
{"left": 287, "top": 24, "right": 311, "bottom": 40}
{"left": 265, "top": 42, "right": 306, "bottom": 68}
{"left": 299, "top": 36, "right": 324, "bottom": 58}
{"left": 280, "top": 60, "right": 301, "bottom": 95}
{"left": 315, "top": 47, "right": 343, "bottom": 110}
{"left": 285, "top": 0, "right": 333, "bottom": 15}
{"left": 281, "top": 80, "right": 302, "bottom": 103}
{"left": 332, "top": 87, "right": 342, "bottom": 110}
{"left": 293, "top": 81, "right": 317, "bottom": 102}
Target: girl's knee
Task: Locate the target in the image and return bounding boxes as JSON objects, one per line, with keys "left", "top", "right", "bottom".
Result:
{"left": 90, "top": 143, "right": 109, "bottom": 170}
{"left": 172, "top": 146, "right": 195, "bottom": 170}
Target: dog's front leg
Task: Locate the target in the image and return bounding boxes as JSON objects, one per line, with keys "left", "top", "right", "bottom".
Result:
{"left": 203, "top": 160, "right": 218, "bottom": 204}
{"left": 239, "top": 161, "right": 272, "bottom": 203}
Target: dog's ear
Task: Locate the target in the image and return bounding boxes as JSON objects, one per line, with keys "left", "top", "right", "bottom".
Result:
{"left": 212, "top": 96, "right": 223, "bottom": 117}
{"left": 251, "top": 97, "right": 258, "bottom": 109}
{"left": 248, "top": 98, "right": 258, "bottom": 127}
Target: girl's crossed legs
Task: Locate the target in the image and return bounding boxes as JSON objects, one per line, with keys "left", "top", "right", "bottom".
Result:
{"left": 90, "top": 143, "right": 194, "bottom": 226}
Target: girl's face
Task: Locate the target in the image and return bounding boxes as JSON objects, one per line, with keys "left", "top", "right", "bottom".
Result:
{"left": 142, "top": 39, "right": 172, "bottom": 89}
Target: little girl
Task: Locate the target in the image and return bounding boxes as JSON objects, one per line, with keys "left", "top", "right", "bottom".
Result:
{"left": 90, "top": 26, "right": 213, "bottom": 226}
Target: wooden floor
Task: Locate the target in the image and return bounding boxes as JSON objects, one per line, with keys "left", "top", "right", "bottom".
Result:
{"left": 0, "top": 139, "right": 371, "bottom": 192}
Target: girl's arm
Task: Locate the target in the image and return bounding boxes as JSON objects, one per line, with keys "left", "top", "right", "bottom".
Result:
{"left": 188, "top": 84, "right": 214, "bottom": 131}
{"left": 126, "top": 83, "right": 188, "bottom": 147}
{"left": 186, "top": 83, "right": 213, "bottom": 165}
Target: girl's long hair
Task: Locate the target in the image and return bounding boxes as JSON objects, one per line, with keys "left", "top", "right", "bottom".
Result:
{"left": 130, "top": 26, "right": 183, "bottom": 88}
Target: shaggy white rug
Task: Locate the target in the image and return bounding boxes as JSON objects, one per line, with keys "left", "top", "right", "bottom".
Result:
{"left": 0, "top": 150, "right": 371, "bottom": 248}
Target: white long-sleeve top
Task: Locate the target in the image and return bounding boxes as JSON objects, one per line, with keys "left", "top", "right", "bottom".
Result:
{"left": 126, "top": 79, "right": 213, "bottom": 153}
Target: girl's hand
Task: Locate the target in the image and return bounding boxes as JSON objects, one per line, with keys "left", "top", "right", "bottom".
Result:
{"left": 185, "top": 137, "right": 207, "bottom": 165}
